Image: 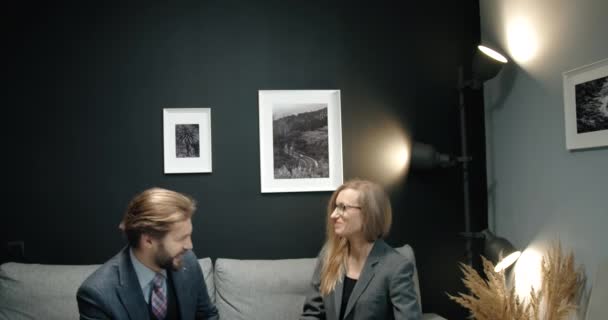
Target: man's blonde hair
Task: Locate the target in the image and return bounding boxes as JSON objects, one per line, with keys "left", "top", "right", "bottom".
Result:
{"left": 119, "top": 188, "right": 196, "bottom": 248}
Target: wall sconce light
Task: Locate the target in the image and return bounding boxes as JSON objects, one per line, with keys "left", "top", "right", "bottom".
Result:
{"left": 410, "top": 44, "right": 510, "bottom": 267}
{"left": 480, "top": 229, "right": 521, "bottom": 272}
{"left": 457, "top": 229, "right": 521, "bottom": 272}
{"left": 465, "top": 45, "right": 509, "bottom": 90}
{"left": 410, "top": 142, "right": 455, "bottom": 169}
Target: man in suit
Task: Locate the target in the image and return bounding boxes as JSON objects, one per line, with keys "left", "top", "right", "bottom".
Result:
{"left": 77, "top": 188, "right": 219, "bottom": 320}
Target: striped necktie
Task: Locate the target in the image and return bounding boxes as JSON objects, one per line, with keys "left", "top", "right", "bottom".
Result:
{"left": 150, "top": 273, "right": 167, "bottom": 320}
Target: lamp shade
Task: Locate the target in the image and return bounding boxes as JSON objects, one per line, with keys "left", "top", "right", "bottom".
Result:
{"left": 410, "top": 142, "right": 454, "bottom": 169}
{"left": 472, "top": 45, "right": 508, "bottom": 85}
{"left": 481, "top": 229, "right": 521, "bottom": 272}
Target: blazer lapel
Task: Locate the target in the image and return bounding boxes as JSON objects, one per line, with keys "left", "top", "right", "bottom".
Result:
{"left": 333, "top": 272, "right": 345, "bottom": 320}
{"left": 116, "top": 247, "right": 149, "bottom": 320}
{"left": 342, "top": 240, "right": 384, "bottom": 319}
{"left": 171, "top": 263, "right": 191, "bottom": 319}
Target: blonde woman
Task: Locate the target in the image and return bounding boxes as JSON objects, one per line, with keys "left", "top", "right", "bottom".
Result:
{"left": 301, "top": 180, "right": 421, "bottom": 320}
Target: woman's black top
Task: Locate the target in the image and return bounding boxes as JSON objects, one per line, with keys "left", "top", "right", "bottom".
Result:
{"left": 339, "top": 276, "right": 357, "bottom": 320}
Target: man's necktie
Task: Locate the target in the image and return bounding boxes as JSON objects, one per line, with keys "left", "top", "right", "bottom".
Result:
{"left": 150, "top": 273, "right": 167, "bottom": 319}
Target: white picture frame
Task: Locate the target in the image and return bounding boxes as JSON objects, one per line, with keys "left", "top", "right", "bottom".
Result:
{"left": 563, "top": 58, "right": 608, "bottom": 150}
{"left": 258, "top": 90, "right": 343, "bottom": 193}
{"left": 163, "top": 108, "right": 212, "bottom": 173}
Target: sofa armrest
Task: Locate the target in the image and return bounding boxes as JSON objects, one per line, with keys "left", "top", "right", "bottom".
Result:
{"left": 423, "top": 313, "right": 447, "bottom": 320}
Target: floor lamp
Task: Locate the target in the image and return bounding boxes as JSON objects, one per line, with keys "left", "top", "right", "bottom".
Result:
{"left": 411, "top": 45, "right": 516, "bottom": 268}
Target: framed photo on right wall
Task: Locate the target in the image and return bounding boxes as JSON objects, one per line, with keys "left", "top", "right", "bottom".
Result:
{"left": 563, "top": 58, "right": 608, "bottom": 150}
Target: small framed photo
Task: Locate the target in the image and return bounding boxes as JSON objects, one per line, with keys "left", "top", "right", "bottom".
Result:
{"left": 163, "top": 108, "right": 212, "bottom": 173}
{"left": 258, "top": 90, "right": 343, "bottom": 193}
{"left": 563, "top": 58, "right": 608, "bottom": 150}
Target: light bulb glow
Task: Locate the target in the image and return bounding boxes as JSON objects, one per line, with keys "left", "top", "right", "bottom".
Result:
{"left": 357, "top": 113, "right": 411, "bottom": 187}
{"left": 381, "top": 138, "right": 410, "bottom": 178}
{"left": 513, "top": 248, "right": 543, "bottom": 299}
{"left": 393, "top": 144, "right": 410, "bottom": 171}
{"left": 494, "top": 251, "right": 521, "bottom": 272}
{"left": 506, "top": 17, "right": 538, "bottom": 63}
{"left": 478, "top": 45, "right": 508, "bottom": 63}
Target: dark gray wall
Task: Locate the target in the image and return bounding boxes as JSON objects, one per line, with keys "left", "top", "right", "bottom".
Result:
{"left": 4, "top": 1, "right": 486, "bottom": 318}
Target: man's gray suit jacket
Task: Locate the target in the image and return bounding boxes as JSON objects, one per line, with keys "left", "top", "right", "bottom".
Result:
{"left": 77, "top": 247, "right": 219, "bottom": 320}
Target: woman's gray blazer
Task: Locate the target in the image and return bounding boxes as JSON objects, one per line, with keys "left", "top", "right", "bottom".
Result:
{"left": 300, "top": 239, "right": 422, "bottom": 320}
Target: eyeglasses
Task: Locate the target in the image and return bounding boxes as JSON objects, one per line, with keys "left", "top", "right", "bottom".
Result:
{"left": 334, "top": 203, "right": 362, "bottom": 216}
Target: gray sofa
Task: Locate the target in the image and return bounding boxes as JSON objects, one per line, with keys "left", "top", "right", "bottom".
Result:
{"left": 0, "top": 245, "right": 445, "bottom": 320}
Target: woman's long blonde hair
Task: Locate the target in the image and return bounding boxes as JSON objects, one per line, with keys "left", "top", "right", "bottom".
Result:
{"left": 319, "top": 179, "right": 392, "bottom": 295}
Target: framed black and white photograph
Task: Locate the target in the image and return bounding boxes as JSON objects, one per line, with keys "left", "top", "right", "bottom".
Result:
{"left": 258, "top": 90, "right": 343, "bottom": 193}
{"left": 163, "top": 108, "right": 212, "bottom": 173}
{"left": 563, "top": 58, "right": 608, "bottom": 150}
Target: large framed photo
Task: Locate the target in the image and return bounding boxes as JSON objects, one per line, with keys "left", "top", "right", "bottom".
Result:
{"left": 163, "top": 108, "right": 212, "bottom": 173}
{"left": 258, "top": 90, "right": 343, "bottom": 193}
{"left": 563, "top": 58, "right": 608, "bottom": 150}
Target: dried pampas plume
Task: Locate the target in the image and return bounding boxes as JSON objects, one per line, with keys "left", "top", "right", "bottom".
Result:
{"left": 448, "top": 256, "right": 531, "bottom": 320}
{"left": 534, "top": 242, "right": 584, "bottom": 320}
{"left": 448, "top": 241, "right": 584, "bottom": 320}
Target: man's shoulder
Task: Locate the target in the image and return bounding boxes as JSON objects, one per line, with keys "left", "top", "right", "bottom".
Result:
{"left": 78, "top": 250, "right": 124, "bottom": 294}
{"left": 180, "top": 250, "right": 201, "bottom": 270}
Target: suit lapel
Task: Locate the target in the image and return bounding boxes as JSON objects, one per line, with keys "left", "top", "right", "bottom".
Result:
{"left": 342, "top": 240, "right": 384, "bottom": 319}
{"left": 116, "top": 247, "right": 149, "bottom": 320}
{"left": 333, "top": 272, "right": 345, "bottom": 319}
{"left": 171, "top": 263, "right": 191, "bottom": 319}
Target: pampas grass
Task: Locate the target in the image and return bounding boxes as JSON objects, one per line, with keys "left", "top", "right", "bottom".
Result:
{"left": 449, "top": 241, "right": 584, "bottom": 320}
{"left": 535, "top": 242, "right": 585, "bottom": 320}
{"left": 448, "top": 256, "right": 531, "bottom": 320}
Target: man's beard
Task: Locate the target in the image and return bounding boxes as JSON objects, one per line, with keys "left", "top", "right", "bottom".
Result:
{"left": 154, "top": 244, "right": 185, "bottom": 271}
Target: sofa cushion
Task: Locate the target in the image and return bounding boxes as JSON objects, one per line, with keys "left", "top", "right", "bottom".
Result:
{"left": 0, "top": 257, "right": 214, "bottom": 320}
{"left": 214, "top": 257, "right": 317, "bottom": 320}
{"left": 395, "top": 244, "right": 423, "bottom": 312}
{"left": 213, "top": 244, "right": 424, "bottom": 320}
{"left": 198, "top": 258, "right": 215, "bottom": 304}
{"left": 0, "top": 262, "right": 99, "bottom": 320}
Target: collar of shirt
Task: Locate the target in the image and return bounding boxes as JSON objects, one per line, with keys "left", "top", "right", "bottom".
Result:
{"left": 129, "top": 247, "right": 167, "bottom": 303}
